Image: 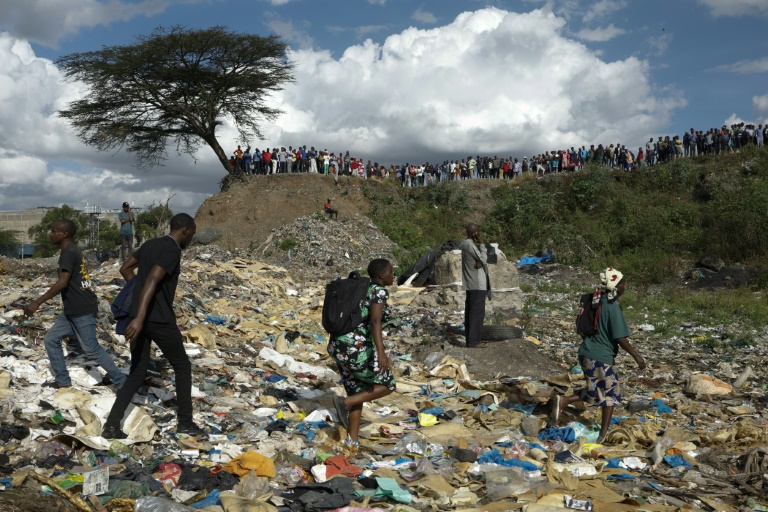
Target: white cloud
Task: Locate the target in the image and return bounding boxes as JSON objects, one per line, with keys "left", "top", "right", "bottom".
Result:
{"left": 754, "top": 93, "right": 768, "bottom": 113}
{"left": 647, "top": 32, "right": 672, "bottom": 57}
{"left": 266, "top": 0, "right": 296, "bottom": 5}
{"left": 576, "top": 24, "right": 626, "bottom": 42}
{"left": 523, "top": 0, "right": 580, "bottom": 21}
{"left": 0, "top": 7, "right": 686, "bottom": 216}
{"left": 367, "top": 0, "right": 386, "bottom": 5}
{"left": 0, "top": 32, "right": 221, "bottom": 214}
{"left": 412, "top": 8, "right": 438, "bottom": 24}
{"left": 0, "top": 0, "right": 170, "bottom": 47}
{"left": 267, "top": 17, "right": 314, "bottom": 50}
{"left": 711, "top": 57, "right": 768, "bottom": 74}
{"left": 355, "top": 25, "right": 388, "bottom": 39}
{"left": 270, "top": 7, "right": 684, "bottom": 163}
{"left": 582, "top": 0, "right": 628, "bottom": 24}
{"left": 697, "top": 0, "right": 768, "bottom": 17}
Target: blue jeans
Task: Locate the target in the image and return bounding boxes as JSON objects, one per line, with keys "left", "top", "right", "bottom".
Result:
{"left": 44, "top": 313, "right": 126, "bottom": 387}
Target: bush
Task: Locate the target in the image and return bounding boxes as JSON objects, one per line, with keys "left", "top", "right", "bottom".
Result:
{"left": 279, "top": 238, "right": 297, "bottom": 251}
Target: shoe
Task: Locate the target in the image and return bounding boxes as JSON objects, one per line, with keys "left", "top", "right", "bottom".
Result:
{"left": 42, "top": 381, "right": 70, "bottom": 389}
{"left": 102, "top": 424, "right": 128, "bottom": 440}
{"left": 177, "top": 423, "right": 207, "bottom": 437}
{"left": 333, "top": 395, "right": 350, "bottom": 430}
{"left": 550, "top": 395, "right": 561, "bottom": 424}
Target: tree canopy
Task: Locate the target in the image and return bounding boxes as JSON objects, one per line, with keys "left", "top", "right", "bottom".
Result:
{"left": 135, "top": 204, "right": 174, "bottom": 244}
{"left": 56, "top": 26, "right": 295, "bottom": 174}
{"left": 0, "top": 229, "right": 19, "bottom": 257}
{"left": 28, "top": 205, "right": 90, "bottom": 257}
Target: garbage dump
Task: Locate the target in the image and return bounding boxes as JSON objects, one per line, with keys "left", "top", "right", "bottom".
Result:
{"left": 0, "top": 223, "right": 767, "bottom": 512}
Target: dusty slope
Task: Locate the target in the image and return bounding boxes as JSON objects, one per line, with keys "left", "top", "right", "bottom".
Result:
{"left": 194, "top": 174, "right": 500, "bottom": 250}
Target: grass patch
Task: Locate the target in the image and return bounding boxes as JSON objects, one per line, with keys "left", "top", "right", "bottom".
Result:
{"left": 279, "top": 238, "right": 298, "bottom": 251}
{"left": 363, "top": 146, "right": 768, "bottom": 307}
{"left": 620, "top": 287, "right": 768, "bottom": 330}
{"left": 537, "top": 281, "right": 571, "bottom": 293}
{"left": 366, "top": 180, "right": 471, "bottom": 270}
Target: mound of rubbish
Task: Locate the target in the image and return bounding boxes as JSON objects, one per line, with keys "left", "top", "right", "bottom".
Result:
{"left": 0, "top": 246, "right": 767, "bottom": 511}
{"left": 252, "top": 213, "right": 400, "bottom": 282}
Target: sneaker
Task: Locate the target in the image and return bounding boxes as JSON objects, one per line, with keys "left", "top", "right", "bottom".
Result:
{"left": 102, "top": 424, "right": 128, "bottom": 440}
{"left": 333, "top": 396, "right": 350, "bottom": 431}
{"left": 177, "top": 423, "right": 207, "bottom": 437}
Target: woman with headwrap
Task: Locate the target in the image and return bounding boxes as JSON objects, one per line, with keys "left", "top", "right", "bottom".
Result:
{"left": 550, "top": 267, "right": 646, "bottom": 444}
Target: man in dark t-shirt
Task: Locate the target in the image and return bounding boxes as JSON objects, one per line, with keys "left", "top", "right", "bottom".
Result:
{"left": 102, "top": 213, "right": 202, "bottom": 439}
{"left": 24, "top": 219, "right": 126, "bottom": 389}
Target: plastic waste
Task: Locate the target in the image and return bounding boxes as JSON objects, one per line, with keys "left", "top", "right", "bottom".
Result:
{"left": 522, "top": 416, "right": 545, "bottom": 437}
{"left": 135, "top": 496, "right": 196, "bottom": 511}
{"left": 484, "top": 466, "right": 547, "bottom": 500}
{"left": 233, "top": 470, "right": 270, "bottom": 499}
{"left": 650, "top": 437, "right": 674, "bottom": 465}
{"left": 566, "top": 421, "right": 599, "bottom": 443}
{"left": 190, "top": 489, "right": 221, "bottom": 508}
{"left": 626, "top": 400, "right": 653, "bottom": 413}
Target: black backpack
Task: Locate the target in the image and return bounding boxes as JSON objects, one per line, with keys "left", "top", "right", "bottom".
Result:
{"left": 322, "top": 271, "right": 371, "bottom": 338}
{"left": 576, "top": 290, "right": 602, "bottom": 338}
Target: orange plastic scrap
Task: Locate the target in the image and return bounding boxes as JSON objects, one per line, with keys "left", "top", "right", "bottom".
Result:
{"left": 221, "top": 450, "right": 277, "bottom": 478}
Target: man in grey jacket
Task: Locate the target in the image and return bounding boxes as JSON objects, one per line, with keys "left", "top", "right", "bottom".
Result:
{"left": 461, "top": 224, "right": 490, "bottom": 347}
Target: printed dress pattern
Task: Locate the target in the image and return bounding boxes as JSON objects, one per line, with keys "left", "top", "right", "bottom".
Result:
{"left": 578, "top": 355, "right": 622, "bottom": 407}
{"left": 328, "top": 283, "right": 396, "bottom": 395}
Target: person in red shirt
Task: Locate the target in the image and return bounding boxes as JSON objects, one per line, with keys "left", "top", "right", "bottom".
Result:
{"left": 324, "top": 198, "right": 338, "bottom": 219}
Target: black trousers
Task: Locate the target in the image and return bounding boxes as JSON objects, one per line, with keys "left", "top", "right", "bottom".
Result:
{"left": 106, "top": 321, "right": 193, "bottom": 427}
{"left": 464, "top": 290, "right": 487, "bottom": 347}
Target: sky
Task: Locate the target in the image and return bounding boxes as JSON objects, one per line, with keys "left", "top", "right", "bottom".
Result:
{"left": 0, "top": 0, "right": 767, "bottom": 216}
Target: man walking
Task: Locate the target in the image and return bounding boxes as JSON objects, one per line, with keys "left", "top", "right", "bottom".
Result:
{"left": 461, "top": 224, "right": 491, "bottom": 348}
{"left": 24, "top": 219, "right": 126, "bottom": 389}
{"left": 102, "top": 213, "right": 204, "bottom": 439}
{"left": 118, "top": 202, "right": 135, "bottom": 261}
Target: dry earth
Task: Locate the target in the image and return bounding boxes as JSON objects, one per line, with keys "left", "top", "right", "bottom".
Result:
{"left": 194, "top": 174, "right": 499, "bottom": 250}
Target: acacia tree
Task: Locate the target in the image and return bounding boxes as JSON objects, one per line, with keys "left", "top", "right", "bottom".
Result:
{"left": 56, "top": 26, "right": 295, "bottom": 173}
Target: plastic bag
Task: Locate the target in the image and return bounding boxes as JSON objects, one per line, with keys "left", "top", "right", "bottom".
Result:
{"left": 234, "top": 470, "right": 270, "bottom": 499}
{"left": 566, "top": 421, "right": 599, "bottom": 443}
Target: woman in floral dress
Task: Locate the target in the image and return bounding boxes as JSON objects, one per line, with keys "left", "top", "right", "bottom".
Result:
{"left": 329, "top": 258, "right": 396, "bottom": 447}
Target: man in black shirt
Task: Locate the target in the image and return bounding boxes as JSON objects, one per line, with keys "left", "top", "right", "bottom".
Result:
{"left": 102, "top": 213, "right": 203, "bottom": 439}
{"left": 24, "top": 219, "right": 126, "bottom": 389}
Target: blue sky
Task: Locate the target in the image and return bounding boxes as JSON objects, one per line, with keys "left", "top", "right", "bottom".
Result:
{"left": 0, "top": 0, "right": 766, "bottom": 216}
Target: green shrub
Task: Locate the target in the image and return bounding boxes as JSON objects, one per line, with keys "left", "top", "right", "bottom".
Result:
{"left": 279, "top": 238, "right": 297, "bottom": 251}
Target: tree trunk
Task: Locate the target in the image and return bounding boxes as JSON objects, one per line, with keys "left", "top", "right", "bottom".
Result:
{"left": 207, "top": 135, "right": 234, "bottom": 174}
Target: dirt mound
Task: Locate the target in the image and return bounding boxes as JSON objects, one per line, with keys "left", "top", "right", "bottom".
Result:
{"left": 193, "top": 174, "right": 505, "bottom": 252}
{"left": 194, "top": 174, "right": 374, "bottom": 251}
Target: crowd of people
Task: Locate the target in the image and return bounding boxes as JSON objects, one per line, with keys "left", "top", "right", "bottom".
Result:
{"left": 229, "top": 122, "right": 767, "bottom": 187}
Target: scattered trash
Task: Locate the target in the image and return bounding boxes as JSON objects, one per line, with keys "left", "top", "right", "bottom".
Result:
{"left": 0, "top": 246, "right": 764, "bottom": 511}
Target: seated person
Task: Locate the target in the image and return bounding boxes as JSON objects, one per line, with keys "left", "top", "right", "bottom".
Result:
{"left": 324, "top": 198, "right": 338, "bottom": 219}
